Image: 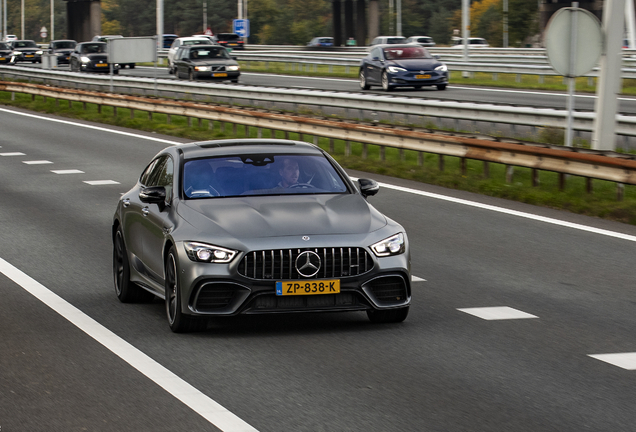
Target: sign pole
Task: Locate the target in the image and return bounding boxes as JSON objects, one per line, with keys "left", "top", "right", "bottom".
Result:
{"left": 565, "top": 3, "right": 579, "bottom": 148}
{"left": 592, "top": 0, "right": 626, "bottom": 150}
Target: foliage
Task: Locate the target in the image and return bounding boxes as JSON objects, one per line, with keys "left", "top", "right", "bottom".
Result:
{"left": 4, "top": 0, "right": 67, "bottom": 41}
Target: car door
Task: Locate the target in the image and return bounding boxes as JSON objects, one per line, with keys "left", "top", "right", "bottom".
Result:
{"left": 175, "top": 47, "right": 189, "bottom": 79}
{"left": 366, "top": 47, "right": 384, "bottom": 84}
{"left": 140, "top": 155, "right": 177, "bottom": 285}
{"left": 120, "top": 157, "right": 162, "bottom": 280}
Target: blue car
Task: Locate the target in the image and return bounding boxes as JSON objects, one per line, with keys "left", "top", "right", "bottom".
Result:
{"left": 307, "top": 37, "right": 333, "bottom": 47}
{"left": 359, "top": 44, "right": 448, "bottom": 91}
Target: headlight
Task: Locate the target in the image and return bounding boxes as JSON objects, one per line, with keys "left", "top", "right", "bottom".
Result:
{"left": 36, "top": 50, "right": 43, "bottom": 55}
{"left": 194, "top": 66, "right": 209, "bottom": 71}
{"left": 12, "top": 51, "right": 21, "bottom": 55}
{"left": 227, "top": 65, "right": 240, "bottom": 71}
{"left": 387, "top": 66, "right": 407, "bottom": 73}
{"left": 184, "top": 241, "right": 238, "bottom": 263}
{"left": 435, "top": 64, "right": 448, "bottom": 72}
{"left": 371, "top": 233, "right": 405, "bottom": 257}
{"left": 80, "top": 56, "right": 90, "bottom": 63}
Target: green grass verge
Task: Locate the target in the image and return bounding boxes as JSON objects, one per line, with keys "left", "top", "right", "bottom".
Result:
{"left": 3, "top": 90, "right": 636, "bottom": 225}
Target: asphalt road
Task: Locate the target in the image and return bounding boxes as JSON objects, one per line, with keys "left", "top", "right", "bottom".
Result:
{"left": 1, "top": 106, "right": 636, "bottom": 431}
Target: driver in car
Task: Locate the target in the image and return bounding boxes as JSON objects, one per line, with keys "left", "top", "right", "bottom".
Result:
{"left": 278, "top": 157, "right": 299, "bottom": 188}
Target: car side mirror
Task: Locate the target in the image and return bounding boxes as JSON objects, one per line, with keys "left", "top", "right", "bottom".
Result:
{"left": 434, "top": 55, "right": 440, "bottom": 60}
{"left": 372, "top": 56, "right": 379, "bottom": 61}
{"left": 358, "top": 178, "right": 379, "bottom": 198}
{"left": 232, "top": 56, "right": 237, "bottom": 60}
{"left": 139, "top": 186, "right": 167, "bottom": 208}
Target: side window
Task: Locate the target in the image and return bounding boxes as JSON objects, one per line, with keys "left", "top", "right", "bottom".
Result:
{"left": 371, "top": 47, "right": 381, "bottom": 59}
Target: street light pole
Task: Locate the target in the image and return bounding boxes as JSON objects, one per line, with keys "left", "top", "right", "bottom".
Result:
{"left": 503, "top": 0, "right": 508, "bottom": 48}
{"left": 21, "top": 0, "right": 24, "bottom": 39}
{"left": 51, "top": 0, "right": 54, "bottom": 41}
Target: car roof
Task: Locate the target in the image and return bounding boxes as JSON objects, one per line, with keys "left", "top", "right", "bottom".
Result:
{"left": 182, "top": 44, "right": 222, "bottom": 50}
{"left": 175, "top": 139, "right": 324, "bottom": 160}
{"left": 375, "top": 43, "right": 422, "bottom": 49}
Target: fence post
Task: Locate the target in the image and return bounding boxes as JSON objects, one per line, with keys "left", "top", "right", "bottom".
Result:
{"left": 505, "top": 165, "right": 514, "bottom": 183}
{"left": 438, "top": 155, "right": 444, "bottom": 171}
{"left": 483, "top": 161, "right": 490, "bottom": 178}
{"left": 617, "top": 183, "right": 624, "bottom": 201}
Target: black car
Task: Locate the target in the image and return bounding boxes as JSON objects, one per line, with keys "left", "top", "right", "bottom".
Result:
{"left": 212, "top": 33, "right": 245, "bottom": 50}
{"left": 0, "top": 42, "right": 12, "bottom": 64}
{"left": 112, "top": 139, "right": 411, "bottom": 332}
{"left": 48, "top": 39, "right": 77, "bottom": 65}
{"left": 9, "top": 40, "right": 42, "bottom": 63}
{"left": 359, "top": 44, "right": 449, "bottom": 91}
{"left": 172, "top": 44, "right": 240, "bottom": 82}
{"left": 91, "top": 35, "right": 135, "bottom": 68}
{"left": 69, "top": 42, "right": 119, "bottom": 74}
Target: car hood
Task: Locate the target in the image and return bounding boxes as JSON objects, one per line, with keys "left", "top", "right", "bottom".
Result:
{"left": 53, "top": 49, "right": 74, "bottom": 54}
{"left": 389, "top": 58, "right": 442, "bottom": 70}
{"left": 14, "top": 47, "right": 38, "bottom": 52}
{"left": 178, "top": 194, "right": 387, "bottom": 240}
{"left": 84, "top": 54, "right": 108, "bottom": 60}
{"left": 192, "top": 59, "right": 238, "bottom": 66}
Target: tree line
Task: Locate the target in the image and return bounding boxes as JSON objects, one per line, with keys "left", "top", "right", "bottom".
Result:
{"left": 3, "top": 0, "right": 538, "bottom": 47}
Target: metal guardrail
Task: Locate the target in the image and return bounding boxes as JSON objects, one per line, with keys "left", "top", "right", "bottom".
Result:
{"left": 3, "top": 64, "right": 636, "bottom": 142}
{"left": 1, "top": 81, "right": 634, "bottom": 197}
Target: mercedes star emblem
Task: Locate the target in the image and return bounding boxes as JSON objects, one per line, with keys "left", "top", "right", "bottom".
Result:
{"left": 295, "top": 251, "right": 321, "bottom": 277}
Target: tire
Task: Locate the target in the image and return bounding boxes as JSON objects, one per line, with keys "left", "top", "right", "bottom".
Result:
{"left": 359, "top": 69, "right": 370, "bottom": 90}
{"left": 437, "top": 84, "right": 447, "bottom": 90}
{"left": 381, "top": 71, "right": 392, "bottom": 91}
{"left": 367, "top": 306, "right": 409, "bottom": 324}
{"left": 414, "top": 85, "right": 422, "bottom": 90}
{"left": 129, "top": 64, "right": 135, "bottom": 69}
{"left": 113, "top": 69, "right": 119, "bottom": 75}
{"left": 165, "top": 247, "right": 207, "bottom": 333}
{"left": 113, "top": 227, "right": 155, "bottom": 303}
{"left": 231, "top": 79, "right": 239, "bottom": 83}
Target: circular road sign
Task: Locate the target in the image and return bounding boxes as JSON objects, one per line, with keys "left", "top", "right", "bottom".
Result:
{"left": 545, "top": 7, "right": 602, "bottom": 77}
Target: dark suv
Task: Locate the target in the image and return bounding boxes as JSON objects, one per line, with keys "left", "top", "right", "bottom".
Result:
{"left": 9, "top": 40, "right": 42, "bottom": 63}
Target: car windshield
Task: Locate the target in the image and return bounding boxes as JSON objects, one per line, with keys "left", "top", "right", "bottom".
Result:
{"left": 52, "top": 41, "right": 76, "bottom": 49}
{"left": 81, "top": 43, "right": 106, "bottom": 54}
{"left": 383, "top": 46, "right": 432, "bottom": 60}
{"left": 183, "top": 154, "right": 349, "bottom": 199}
{"left": 0, "top": 42, "right": 8, "bottom": 49}
{"left": 470, "top": 39, "right": 486, "bottom": 45}
{"left": 386, "top": 37, "right": 406, "bottom": 44}
{"left": 190, "top": 47, "right": 230, "bottom": 60}
{"left": 14, "top": 41, "right": 37, "bottom": 48}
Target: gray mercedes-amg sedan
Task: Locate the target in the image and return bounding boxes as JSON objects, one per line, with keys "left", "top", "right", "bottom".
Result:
{"left": 112, "top": 139, "right": 411, "bottom": 332}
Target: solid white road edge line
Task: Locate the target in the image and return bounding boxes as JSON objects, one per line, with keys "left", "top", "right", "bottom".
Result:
{"left": 0, "top": 257, "right": 259, "bottom": 432}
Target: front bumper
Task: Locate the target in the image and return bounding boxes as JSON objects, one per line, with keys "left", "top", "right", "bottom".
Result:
{"left": 193, "top": 70, "right": 240, "bottom": 80}
{"left": 12, "top": 53, "right": 41, "bottom": 62}
{"left": 81, "top": 62, "right": 118, "bottom": 72}
{"left": 174, "top": 242, "right": 411, "bottom": 317}
{"left": 387, "top": 70, "right": 449, "bottom": 87}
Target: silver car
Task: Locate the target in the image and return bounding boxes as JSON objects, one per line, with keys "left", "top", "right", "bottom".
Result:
{"left": 113, "top": 139, "right": 411, "bottom": 332}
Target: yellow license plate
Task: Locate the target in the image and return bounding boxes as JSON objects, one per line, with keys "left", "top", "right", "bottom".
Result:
{"left": 276, "top": 279, "right": 340, "bottom": 296}
{"left": 416, "top": 74, "right": 431, "bottom": 79}
{"left": 25, "top": 55, "right": 34, "bottom": 57}
{"left": 213, "top": 72, "right": 227, "bottom": 77}
{"left": 229, "top": 43, "right": 237, "bottom": 46}
{"left": 96, "top": 63, "right": 108, "bottom": 67}
{"left": 0, "top": 57, "right": 4, "bottom": 60}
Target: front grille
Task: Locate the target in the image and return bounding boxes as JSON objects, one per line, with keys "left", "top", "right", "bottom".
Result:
{"left": 365, "top": 276, "right": 408, "bottom": 305}
{"left": 211, "top": 65, "right": 226, "bottom": 71}
{"left": 194, "top": 283, "right": 238, "bottom": 311}
{"left": 238, "top": 247, "right": 374, "bottom": 280}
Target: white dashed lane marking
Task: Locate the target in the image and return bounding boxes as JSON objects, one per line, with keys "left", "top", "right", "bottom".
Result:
{"left": 23, "top": 160, "right": 53, "bottom": 165}
{"left": 83, "top": 180, "right": 120, "bottom": 185}
{"left": 411, "top": 276, "right": 426, "bottom": 282}
{"left": 51, "top": 169, "right": 85, "bottom": 174}
{"left": 588, "top": 353, "right": 636, "bottom": 370}
{"left": 0, "top": 152, "right": 26, "bottom": 156}
{"left": 457, "top": 306, "right": 539, "bottom": 320}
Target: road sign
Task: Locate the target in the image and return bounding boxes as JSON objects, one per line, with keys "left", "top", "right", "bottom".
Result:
{"left": 233, "top": 19, "right": 250, "bottom": 38}
{"left": 40, "top": 26, "right": 47, "bottom": 39}
{"left": 545, "top": 7, "right": 602, "bottom": 77}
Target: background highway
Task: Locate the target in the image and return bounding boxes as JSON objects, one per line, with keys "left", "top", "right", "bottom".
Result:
{"left": 1, "top": 105, "right": 636, "bottom": 431}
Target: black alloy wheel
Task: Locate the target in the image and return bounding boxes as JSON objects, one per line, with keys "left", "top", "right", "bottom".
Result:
{"left": 165, "top": 247, "right": 207, "bottom": 333}
{"left": 113, "top": 227, "right": 154, "bottom": 303}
